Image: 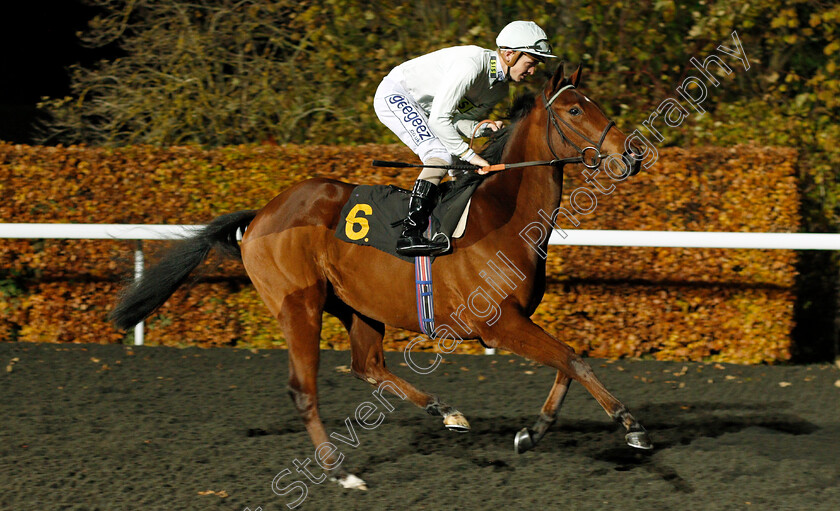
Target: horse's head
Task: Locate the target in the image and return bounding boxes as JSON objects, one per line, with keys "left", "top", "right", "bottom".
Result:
{"left": 541, "top": 63, "right": 643, "bottom": 178}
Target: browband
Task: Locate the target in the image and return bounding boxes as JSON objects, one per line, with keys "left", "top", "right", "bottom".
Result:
{"left": 545, "top": 84, "right": 576, "bottom": 107}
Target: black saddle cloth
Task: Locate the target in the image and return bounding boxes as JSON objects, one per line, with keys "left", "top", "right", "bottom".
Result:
{"left": 334, "top": 175, "right": 483, "bottom": 262}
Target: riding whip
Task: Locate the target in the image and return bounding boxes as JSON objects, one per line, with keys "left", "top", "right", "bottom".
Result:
{"left": 371, "top": 160, "right": 478, "bottom": 170}
{"left": 372, "top": 158, "right": 583, "bottom": 174}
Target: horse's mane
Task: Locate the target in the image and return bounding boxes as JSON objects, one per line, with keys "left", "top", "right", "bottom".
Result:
{"left": 436, "top": 93, "right": 538, "bottom": 196}
{"left": 479, "top": 92, "right": 537, "bottom": 165}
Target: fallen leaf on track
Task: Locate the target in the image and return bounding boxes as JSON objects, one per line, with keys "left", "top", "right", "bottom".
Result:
{"left": 197, "top": 490, "right": 228, "bottom": 498}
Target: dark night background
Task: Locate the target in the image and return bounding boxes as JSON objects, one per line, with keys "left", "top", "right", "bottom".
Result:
{"left": 0, "top": 1, "right": 115, "bottom": 143}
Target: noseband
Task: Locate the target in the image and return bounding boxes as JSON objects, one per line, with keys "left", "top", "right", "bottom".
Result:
{"left": 543, "top": 85, "right": 615, "bottom": 169}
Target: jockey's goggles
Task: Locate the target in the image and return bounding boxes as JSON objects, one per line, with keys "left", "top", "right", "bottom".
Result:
{"left": 512, "top": 39, "right": 552, "bottom": 54}
{"left": 501, "top": 39, "right": 556, "bottom": 61}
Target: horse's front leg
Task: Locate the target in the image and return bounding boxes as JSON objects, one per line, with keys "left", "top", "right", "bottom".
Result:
{"left": 514, "top": 371, "right": 571, "bottom": 454}
{"left": 480, "top": 312, "right": 653, "bottom": 451}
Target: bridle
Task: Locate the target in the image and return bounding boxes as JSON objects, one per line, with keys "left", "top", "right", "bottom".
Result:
{"left": 475, "top": 84, "right": 617, "bottom": 172}
{"left": 542, "top": 84, "right": 615, "bottom": 170}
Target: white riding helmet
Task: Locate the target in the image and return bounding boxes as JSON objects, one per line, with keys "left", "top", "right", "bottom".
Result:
{"left": 496, "top": 21, "right": 556, "bottom": 61}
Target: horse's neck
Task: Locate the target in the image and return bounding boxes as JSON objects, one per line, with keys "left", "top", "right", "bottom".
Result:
{"left": 480, "top": 109, "right": 566, "bottom": 228}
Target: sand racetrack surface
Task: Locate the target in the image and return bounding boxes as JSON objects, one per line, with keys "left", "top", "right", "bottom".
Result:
{"left": 2, "top": 342, "right": 839, "bottom": 511}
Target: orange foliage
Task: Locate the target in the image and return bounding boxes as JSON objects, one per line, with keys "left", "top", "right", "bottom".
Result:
{"left": 0, "top": 143, "right": 798, "bottom": 363}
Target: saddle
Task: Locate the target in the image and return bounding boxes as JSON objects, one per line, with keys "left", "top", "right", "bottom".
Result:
{"left": 334, "top": 174, "right": 483, "bottom": 262}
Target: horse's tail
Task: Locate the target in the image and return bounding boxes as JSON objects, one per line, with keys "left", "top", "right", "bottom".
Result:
{"left": 110, "top": 210, "right": 258, "bottom": 330}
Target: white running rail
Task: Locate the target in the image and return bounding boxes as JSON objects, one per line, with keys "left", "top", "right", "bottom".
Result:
{"left": 0, "top": 224, "right": 202, "bottom": 346}
{"left": 2, "top": 223, "right": 839, "bottom": 347}
{"left": 549, "top": 230, "right": 840, "bottom": 250}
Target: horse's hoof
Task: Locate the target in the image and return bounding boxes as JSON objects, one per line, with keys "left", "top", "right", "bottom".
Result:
{"left": 514, "top": 428, "right": 534, "bottom": 454}
{"left": 443, "top": 412, "right": 470, "bottom": 432}
{"left": 332, "top": 473, "right": 368, "bottom": 491}
{"left": 625, "top": 430, "right": 654, "bottom": 450}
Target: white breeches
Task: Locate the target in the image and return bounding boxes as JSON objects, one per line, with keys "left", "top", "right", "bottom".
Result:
{"left": 373, "top": 76, "right": 451, "bottom": 184}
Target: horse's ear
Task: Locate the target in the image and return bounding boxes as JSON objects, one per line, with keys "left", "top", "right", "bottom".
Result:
{"left": 549, "top": 61, "right": 566, "bottom": 91}
{"left": 569, "top": 64, "right": 582, "bottom": 88}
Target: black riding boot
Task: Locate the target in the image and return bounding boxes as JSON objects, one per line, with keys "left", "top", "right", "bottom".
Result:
{"left": 396, "top": 180, "right": 449, "bottom": 256}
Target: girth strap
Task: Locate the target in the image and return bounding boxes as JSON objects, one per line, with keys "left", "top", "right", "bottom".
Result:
{"left": 414, "top": 220, "right": 437, "bottom": 336}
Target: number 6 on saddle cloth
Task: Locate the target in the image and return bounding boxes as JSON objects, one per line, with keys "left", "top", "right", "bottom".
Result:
{"left": 334, "top": 175, "right": 483, "bottom": 336}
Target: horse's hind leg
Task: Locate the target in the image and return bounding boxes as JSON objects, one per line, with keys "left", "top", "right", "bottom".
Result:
{"left": 280, "top": 288, "right": 328, "bottom": 447}
{"left": 270, "top": 288, "right": 368, "bottom": 490}
{"left": 514, "top": 372, "right": 571, "bottom": 453}
{"left": 331, "top": 303, "right": 470, "bottom": 432}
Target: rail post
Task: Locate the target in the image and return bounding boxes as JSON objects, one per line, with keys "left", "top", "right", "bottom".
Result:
{"left": 133, "top": 240, "right": 144, "bottom": 346}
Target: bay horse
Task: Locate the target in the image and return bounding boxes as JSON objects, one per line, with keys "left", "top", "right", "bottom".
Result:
{"left": 111, "top": 63, "right": 651, "bottom": 490}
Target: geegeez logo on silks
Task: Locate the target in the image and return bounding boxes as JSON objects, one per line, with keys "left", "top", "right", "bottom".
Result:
{"left": 386, "top": 94, "right": 434, "bottom": 146}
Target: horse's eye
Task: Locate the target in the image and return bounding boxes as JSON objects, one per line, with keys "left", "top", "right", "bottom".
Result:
{"left": 569, "top": 107, "right": 582, "bottom": 116}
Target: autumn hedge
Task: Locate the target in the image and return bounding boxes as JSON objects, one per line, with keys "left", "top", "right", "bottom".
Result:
{"left": 0, "top": 143, "right": 798, "bottom": 363}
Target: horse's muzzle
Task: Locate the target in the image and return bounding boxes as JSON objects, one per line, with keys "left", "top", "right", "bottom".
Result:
{"left": 622, "top": 146, "right": 644, "bottom": 177}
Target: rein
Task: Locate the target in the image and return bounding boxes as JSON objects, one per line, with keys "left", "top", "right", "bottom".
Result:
{"left": 371, "top": 159, "right": 570, "bottom": 172}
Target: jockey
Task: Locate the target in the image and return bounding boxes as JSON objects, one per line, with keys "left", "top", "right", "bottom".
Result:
{"left": 373, "top": 20, "right": 556, "bottom": 256}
